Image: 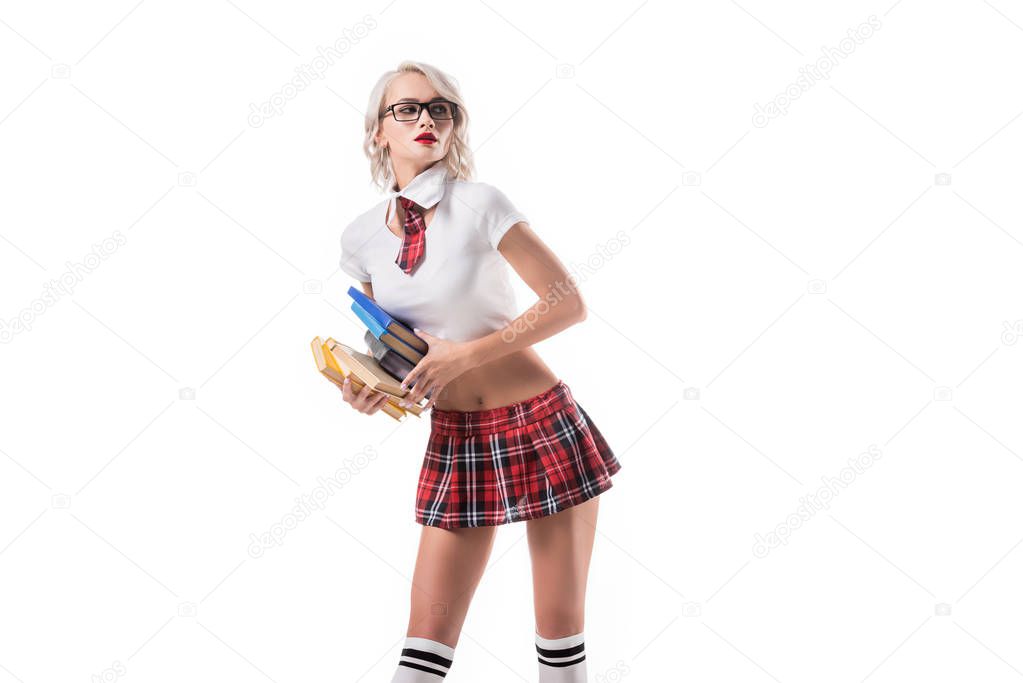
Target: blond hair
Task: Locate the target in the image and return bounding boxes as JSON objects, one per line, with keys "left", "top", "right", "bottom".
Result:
{"left": 363, "top": 61, "right": 476, "bottom": 192}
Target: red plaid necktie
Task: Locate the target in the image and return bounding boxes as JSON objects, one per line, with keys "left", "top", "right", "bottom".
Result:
{"left": 394, "top": 196, "right": 427, "bottom": 275}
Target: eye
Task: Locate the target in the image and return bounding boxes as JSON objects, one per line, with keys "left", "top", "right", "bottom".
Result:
{"left": 397, "top": 105, "right": 417, "bottom": 114}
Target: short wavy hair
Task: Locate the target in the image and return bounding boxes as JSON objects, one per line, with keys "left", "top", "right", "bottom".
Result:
{"left": 363, "top": 60, "right": 476, "bottom": 192}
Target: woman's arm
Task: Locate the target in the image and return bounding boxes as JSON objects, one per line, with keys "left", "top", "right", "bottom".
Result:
{"left": 398, "top": 222, "right": 586, "bottom": 408}
{"left": 468, "top": 221, "right": 586, "bottom": 367}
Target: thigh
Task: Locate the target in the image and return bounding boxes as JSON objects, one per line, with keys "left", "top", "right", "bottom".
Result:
{"left": 526, "top": 496, "right": 600, "bottom": 638}
{"left": 406, "top": 524, "right": 498, "bottom": 647}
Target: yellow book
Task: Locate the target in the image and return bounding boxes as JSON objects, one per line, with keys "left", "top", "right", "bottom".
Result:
{"left": 325, "top": 338, "right": 427, "bottom": 413}
{"left": 310, "top": 337, "right": 406, "bottom": 422}
{"left": 321, "top": 338, "right": 424, "bottom": 418}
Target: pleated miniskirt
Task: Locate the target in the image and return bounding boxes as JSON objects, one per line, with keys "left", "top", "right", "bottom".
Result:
{"left": 415, "top": 379, "right": 622, "bottom": 529}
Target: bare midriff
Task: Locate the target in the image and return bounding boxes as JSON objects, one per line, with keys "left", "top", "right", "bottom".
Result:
{"left": 433, "top": 347, "right": 561, "bottom": 411}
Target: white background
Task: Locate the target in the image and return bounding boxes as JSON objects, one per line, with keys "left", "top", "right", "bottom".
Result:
{"left": 2, "top": 1, "right": 1022, "bottom": 681}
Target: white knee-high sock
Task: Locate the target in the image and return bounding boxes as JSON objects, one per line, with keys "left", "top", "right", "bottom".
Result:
{"left": 535, "top": 631, "right": 587, "bottom": 682}
{"left": 390, "top": 636, "right": 455, "bottom": 681}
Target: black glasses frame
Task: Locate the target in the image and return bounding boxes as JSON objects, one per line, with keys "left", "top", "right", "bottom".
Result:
{"left": 380, "top": 99, "right": 458, "bottom": 122}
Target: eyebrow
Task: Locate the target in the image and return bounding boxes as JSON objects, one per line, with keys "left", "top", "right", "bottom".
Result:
{"left": 395, "top": 97, "right": 444, "bottom": 103}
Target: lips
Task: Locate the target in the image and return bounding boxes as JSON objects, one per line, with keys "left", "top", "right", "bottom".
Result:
{"left": 415, "top": 133, "right": 437, "bottom": 142}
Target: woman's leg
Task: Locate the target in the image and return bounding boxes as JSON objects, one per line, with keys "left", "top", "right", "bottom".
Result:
{"left": 390, "top": 524, "right": 498, "bottom": 681}
{"left": 405, "top": 524, "right": 498, "bottom": 646}
{"left": 526, "top": 496, "right": 599, "bottom": 680}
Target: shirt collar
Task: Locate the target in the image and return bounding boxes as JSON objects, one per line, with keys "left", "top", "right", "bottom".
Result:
{"left": 385, "top": 162, "right": 450, "bottom": 209}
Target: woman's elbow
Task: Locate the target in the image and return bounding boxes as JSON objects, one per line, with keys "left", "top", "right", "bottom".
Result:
{"left": 569, "top": 291, "right": 587, "bottom": 322}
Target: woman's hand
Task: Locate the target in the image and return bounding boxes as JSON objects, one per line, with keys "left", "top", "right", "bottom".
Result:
{"left": 338, "top": 376, "right": 393, "bottom": 415}
{"left": 399, "top": 328, "right": 478, "bottom": 411}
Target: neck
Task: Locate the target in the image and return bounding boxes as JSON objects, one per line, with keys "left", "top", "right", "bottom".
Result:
{"left": 390, "top": 160, "right": 440, "bottom": 192}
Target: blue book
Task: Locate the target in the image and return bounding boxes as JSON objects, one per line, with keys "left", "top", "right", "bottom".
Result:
{"left": 363, "top": 330, "right": 432, "bottom": 401}
{"left": 347, "top": 286, "right": 428, "bottom": 354}
{"left": 351, "top": 300, "right": 424, "bottom": 365}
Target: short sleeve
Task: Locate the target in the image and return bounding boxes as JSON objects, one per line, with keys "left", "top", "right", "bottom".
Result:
{"left": 339, "top": 221, "right": 371, "bottom": 282}
{"left": 481, "top": 184, "right": 528, "bottom": 250}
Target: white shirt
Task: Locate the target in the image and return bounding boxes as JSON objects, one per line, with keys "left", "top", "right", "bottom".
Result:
{"left": 339, "top": 162, "right": 529, "bottom": 342}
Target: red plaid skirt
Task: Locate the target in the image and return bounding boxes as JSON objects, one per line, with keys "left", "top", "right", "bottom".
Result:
{"left": 415, "top": 379, "right": 622, "bottom": 529}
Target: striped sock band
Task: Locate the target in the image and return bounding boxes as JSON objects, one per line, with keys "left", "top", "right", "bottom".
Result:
{"left": 535, "top": 631, "right": 587, "bottom": 682}
{"left": 391, "top": 636, "right": 455, "bottom": 681}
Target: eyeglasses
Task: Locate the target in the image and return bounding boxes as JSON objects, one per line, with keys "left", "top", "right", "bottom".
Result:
{"left": 381, "top": 99, "right": 458, "bottom": 122}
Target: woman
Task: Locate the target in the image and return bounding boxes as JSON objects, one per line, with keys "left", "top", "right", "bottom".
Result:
{"left": 337, "top": 60, "right": 622, "bottom": 682}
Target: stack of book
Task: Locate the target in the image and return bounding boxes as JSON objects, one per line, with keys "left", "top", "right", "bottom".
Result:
{"left": 311, "top": 286, "right": 431, "bottom": 422}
